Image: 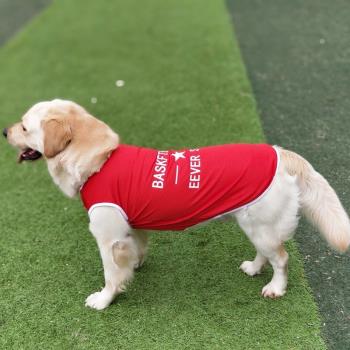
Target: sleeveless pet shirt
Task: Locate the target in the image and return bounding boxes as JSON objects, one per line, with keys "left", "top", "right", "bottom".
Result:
{"left": 80, "top": 144, "right": 279, "bottom": 230}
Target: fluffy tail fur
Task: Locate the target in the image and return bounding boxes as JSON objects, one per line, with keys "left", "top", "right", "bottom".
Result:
{"left": 280, "top": 148, "right": 350, "bottom": 252}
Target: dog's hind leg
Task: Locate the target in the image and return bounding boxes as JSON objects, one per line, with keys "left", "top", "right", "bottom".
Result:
{"left": 260, "top": 242, "right": 289, "bottom": 298}
{"left": 236, "top": 216, "right": 289, "bottom": 298}
{"left": 85, "top": 206, "right": 138, "bottom": 310}
{"left": 240, "top": 251, "right": 267, "bottom": 276}
{"left": 246, "top": 227, "right": 289, "bottom": 298}
{"left": 234, "top": 162, "right": 300, "bottom": 298}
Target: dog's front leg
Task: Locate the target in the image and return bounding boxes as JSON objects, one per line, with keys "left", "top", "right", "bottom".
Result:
{"left": 85, "top": 206, "right": 137, "bottom": 310}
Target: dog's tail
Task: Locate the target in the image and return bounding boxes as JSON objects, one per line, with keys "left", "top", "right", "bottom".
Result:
{"left": 280, "top": 148, "right": 350, "bottom": 252}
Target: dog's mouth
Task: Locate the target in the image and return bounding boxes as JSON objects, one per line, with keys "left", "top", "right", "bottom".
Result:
{"left": 18, "top": 148, "right": 42, "bottom": 162}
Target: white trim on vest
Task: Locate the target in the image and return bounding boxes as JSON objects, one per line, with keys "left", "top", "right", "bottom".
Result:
{"left": 88, "top": 203, "right": 129, "bottom": 222}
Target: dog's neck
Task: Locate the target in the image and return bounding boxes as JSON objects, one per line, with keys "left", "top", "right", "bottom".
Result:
{"left": 47, "top": 138, "right": 119, "bottom": 198}
{"left": 47, "top": 158, "right": 82, "bottom": 197}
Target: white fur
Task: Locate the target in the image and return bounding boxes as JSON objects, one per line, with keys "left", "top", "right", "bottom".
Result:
{"left": 234, "top": 159, "right": 300, "bottom": 297}
{"left": 86, "top": 207, "right": 148, "bottom": 310}
{"left": 6, "top": 100, "right": 350, "bottom": 309}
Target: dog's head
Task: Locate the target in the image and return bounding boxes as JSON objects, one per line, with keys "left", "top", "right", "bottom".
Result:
{"left": 4, "top": 99, "right": 119, "bottom": 196}
{"left": 4, "top": 100, "right": 83, "bottom": 162}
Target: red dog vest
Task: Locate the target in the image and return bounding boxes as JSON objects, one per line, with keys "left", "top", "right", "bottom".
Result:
{"left": 80, "top": 144, "right": 278, "bottom": 230}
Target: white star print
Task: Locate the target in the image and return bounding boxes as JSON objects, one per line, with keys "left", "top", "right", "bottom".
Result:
{"left": 171, "top": 151, "right": 186, "bottom": 162}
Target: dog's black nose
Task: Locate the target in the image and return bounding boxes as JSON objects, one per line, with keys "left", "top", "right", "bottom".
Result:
{"left": 2, "top": 128, "right": 7, "bottom": 138}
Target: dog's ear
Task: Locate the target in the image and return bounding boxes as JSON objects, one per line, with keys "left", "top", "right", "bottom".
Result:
{"left": 42, "top": 117, "right": 72, "bottom": 158}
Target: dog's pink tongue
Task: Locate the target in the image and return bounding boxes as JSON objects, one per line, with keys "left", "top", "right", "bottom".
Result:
{"left": 19, "top": 149, "right": 42, "bottom": 162}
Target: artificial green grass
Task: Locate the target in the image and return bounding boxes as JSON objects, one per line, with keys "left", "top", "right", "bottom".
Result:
{"left": 0, "top": 0, "right": 326, "bottom": 349}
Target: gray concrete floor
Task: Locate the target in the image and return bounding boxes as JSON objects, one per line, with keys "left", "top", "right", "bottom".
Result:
{"left": 0, "top": 0, "right": 51, "bottom": 45}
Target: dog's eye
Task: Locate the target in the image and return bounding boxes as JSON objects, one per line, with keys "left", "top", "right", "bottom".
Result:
{"left": 22, "top": 125, "right": 27, "bottom": 132}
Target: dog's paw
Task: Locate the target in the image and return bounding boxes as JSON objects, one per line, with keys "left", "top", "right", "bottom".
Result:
{"left": 134, "top": 255, "right": 146, "bottom": 270}
{"left": 85, "top": 289, "right": 114, "bottom": 310}
{"left": 240, "top": 261, "right": 262, "bottom": 276}
{"left": 261, "top": 282, "right": 286, "bottom": 299}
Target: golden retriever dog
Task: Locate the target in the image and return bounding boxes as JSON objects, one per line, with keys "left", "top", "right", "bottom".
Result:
{"left": 3, "top": 99, "right": 350, "bottom": 310}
